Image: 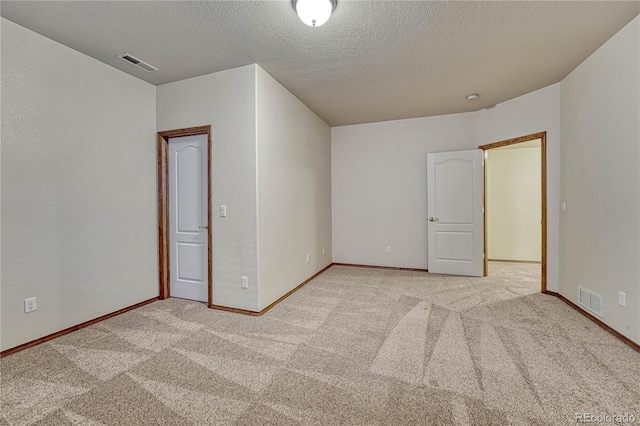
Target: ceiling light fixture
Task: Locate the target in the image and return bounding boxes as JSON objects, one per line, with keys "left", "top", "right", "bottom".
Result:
{"left": 466, "top": 93, "right": 479, "bottom": 100}
{"left": 292, "top": 0, "right": 337, "bottom": 27}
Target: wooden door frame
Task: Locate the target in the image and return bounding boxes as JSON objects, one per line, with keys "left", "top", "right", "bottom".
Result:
{"left": 479, "top": 131, "right": 547, "bottom": 292}
{"left": 157, "top": 125, "right": 213, "bottom": 307}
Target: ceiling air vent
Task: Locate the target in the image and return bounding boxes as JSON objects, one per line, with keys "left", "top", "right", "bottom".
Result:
{"left": 117, "top": 53, "right": 158, "bottom": 73}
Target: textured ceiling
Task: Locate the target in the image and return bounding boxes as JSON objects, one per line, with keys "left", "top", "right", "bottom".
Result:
{"left": 2, "top": 1, "right": 638, "bottom": 126}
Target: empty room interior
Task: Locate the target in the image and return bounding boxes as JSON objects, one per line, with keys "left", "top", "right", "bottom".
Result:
{"left": 1, "top": 1, "right": 639, "bottom": 425}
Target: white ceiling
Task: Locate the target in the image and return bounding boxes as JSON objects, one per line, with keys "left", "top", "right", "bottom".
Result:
{"left": 2, "top": 1, "right": 638, "bottom": 126}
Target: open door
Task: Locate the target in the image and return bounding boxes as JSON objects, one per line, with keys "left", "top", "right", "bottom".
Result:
{"left": 427, "top": 150, "right": 484, "bottom": 276}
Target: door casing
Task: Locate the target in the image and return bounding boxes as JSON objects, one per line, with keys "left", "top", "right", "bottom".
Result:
{"left": 479, "top": 131, "right": 547, "bottom": 292}
{"left": 157, "top": 125, "right": 212, "bottom": 306}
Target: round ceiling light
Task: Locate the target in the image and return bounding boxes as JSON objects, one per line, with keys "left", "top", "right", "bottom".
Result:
{"left": 466, "top": 93, "right": 479, "bottom": 100}
{"left": 292, "top": 0, "right": 337, "bottom": 27}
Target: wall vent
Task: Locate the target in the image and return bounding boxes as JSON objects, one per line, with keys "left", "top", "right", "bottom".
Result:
{"left": 117, "top": 53, "right": 158, "bottom": 73}
{"left": 578, "top": 286, "right": 603, "bottom": 317}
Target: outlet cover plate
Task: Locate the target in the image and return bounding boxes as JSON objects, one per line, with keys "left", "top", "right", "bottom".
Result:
{"left": 24, "top": 297, "right": 37, "bottom": 313}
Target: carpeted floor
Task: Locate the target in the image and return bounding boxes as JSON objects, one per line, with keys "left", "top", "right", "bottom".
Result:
{"left": 2, "top": 262, "right": 639, "bottom": 425}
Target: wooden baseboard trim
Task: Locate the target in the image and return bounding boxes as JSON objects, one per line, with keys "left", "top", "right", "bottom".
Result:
{"left": 260, "top": 263, "right": 333, "bottom": 315}
{"left": 489, "top": 259, "right": 542, "bottom": 264}
{"left": 210, "top": 263, "right": 334, "bottom": 317}
{"left": 333, "top": 262, "right": 428, "bottom": 272}
{"left": 0, "top": 297, "right": 158, "bottom": 358}
{"left": 210, "top": 304, "right": 261, "bottom": 316}
{"left": 544, "top": 291, "right": 640, "bottom": 354}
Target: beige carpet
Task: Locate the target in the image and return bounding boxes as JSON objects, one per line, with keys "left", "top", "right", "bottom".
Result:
{"left": 2, "top": 262, "right": 639, "bottom": 425}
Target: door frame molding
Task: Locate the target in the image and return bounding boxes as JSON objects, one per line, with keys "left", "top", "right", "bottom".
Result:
{"left": 479, "top": 131, "right": 547, "bottom": 292}
{"left": 157, "top": 125, "right": 212, "bottom": 307}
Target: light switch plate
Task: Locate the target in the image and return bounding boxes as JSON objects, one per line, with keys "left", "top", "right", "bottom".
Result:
{"left": 619, "top": 292, "right": 626, "bottom": 307}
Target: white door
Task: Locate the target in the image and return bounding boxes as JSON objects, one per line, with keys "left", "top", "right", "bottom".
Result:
{"left": 427, "top": 150, "right": 484, "bottom": 276}
{"left": 169, "top": 134, "right": 208, "bottom": 302}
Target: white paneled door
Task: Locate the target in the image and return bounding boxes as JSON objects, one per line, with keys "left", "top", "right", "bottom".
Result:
{"left": 427, "top": 150, "right": 484, "bottom": 277}
{"left": 169, "top": 134, "right": 208, "bottom": 302}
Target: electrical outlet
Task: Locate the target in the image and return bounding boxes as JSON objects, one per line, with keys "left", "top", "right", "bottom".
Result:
{"left": 241, "top": 277, "right": 248, "bottom": 289}
{"left": 386, "top": 246, "right": 391, "bottom": 254}
{"left": 322, "top": 247, "right": 326, "bottom": 255}
{"left": 306, "top": 254, "right": 310, "bottom": 264}
{"left": 619, "top": 292, "right": 626, "bottom": 307}
{"left": 24, "top": 297, "right": 37, "bottom": 313}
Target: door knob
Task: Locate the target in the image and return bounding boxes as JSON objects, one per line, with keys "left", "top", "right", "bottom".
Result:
{"left": 429, "top": 217, "right": 438, "bottom": 222}
{"left": 199, "top": 225, "right": 208, "bottom": 230}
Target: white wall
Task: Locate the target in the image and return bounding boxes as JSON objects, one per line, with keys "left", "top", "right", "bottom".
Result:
{"left": 332, "top": 113, "right": 475, "bottom": 269}
{"left": 560, "top": 16, "right": 639, "bottom": 344}
{"left": 332, "top": 83, "right": 560, "bottom": 291}
{"left": 487, "top": 147, "right": 542, "bottom": 262}
{"left": 256, "top": 66, "right": 332, "bottom": 309}
{"left": 1, "top": 19, "right": 157, "bottom": 351}
{"left": 156, "top": 65, "right": 259, "bottom": 311}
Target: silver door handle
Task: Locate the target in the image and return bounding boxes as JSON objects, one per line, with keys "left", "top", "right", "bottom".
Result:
{"left": 429, "top": 217, "right": 438, "bottom": 222}
{"left": 199, "top": 225, "right": 208, "bottom": 230}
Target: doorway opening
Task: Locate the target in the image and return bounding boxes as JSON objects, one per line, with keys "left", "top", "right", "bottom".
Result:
{"left": 479, "top": 131, "right": 547, "bottom": 292}
{"left": 157, "top": 125, "right": 212, "bottom": 306}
